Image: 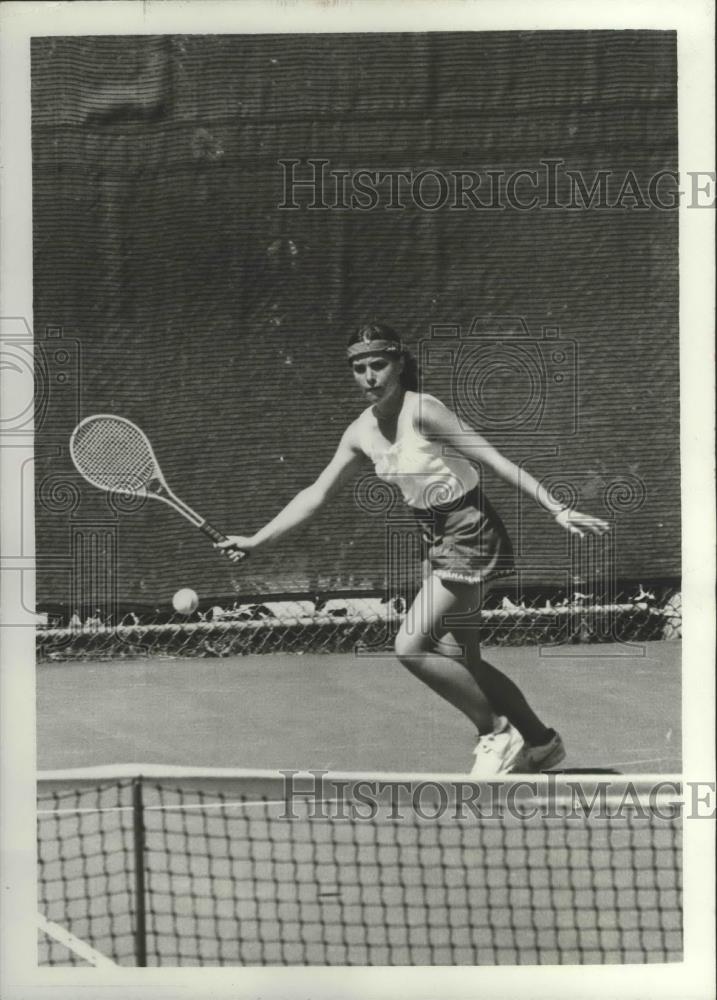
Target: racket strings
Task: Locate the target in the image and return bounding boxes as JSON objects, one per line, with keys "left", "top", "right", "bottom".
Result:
{"left": 72, "top": 418, "right": 157, "bottom": 493}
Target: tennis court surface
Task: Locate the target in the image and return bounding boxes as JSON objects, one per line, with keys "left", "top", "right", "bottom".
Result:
{"left": 38, "top": 642, "right": 681, "bottom": 774}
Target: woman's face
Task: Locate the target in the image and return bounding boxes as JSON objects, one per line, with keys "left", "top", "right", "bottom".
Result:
{"left": 351, "top": 353, "right": 404, "bottom": 404}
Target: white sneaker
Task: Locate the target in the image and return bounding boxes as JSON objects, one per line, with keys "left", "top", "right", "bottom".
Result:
{"left": 470, "top": 717, "right": 524, "bottom": 778}
{"left": 510, "top": 731, "right": 566, "bottom": 773}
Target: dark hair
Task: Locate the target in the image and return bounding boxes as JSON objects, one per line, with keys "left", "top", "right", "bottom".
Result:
{"left": 346, "top": 322, "right": 421, "bottom": 391}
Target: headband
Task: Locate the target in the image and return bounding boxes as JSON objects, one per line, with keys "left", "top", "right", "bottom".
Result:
{"left": 347, "top": 339, "right": 402, "bottom": 361}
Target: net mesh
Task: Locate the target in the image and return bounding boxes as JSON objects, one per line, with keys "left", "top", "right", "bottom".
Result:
{"left": 37, "top": 780, "right": 137, "bottom": 965}
{"left": 37, "top": 772, "right": 682, "bottom": 966}
{"left": 71, "top": 417, "right": 157, "bottom": 494}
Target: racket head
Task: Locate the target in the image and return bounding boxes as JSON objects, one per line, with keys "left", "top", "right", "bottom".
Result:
{"left": 70, "top": 414, "right": 162, "bottom": 497}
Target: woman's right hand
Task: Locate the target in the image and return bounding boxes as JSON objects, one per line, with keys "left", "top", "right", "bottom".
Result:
{"left": 215, "top": 535, "right": 255, "bottom": 563}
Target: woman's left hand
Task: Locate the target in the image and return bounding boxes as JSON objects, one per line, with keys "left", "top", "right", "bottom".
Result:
{"left": 554, "top": 508, "right": 611, "bottom": 538}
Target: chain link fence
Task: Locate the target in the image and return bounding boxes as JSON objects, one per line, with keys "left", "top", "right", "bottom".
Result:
{"left": 37, "top": 583, "right": 681, "bottom": 662}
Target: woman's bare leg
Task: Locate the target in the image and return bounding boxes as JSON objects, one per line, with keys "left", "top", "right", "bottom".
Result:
{"left": 441, "top": 579, "right": 552, "bottom": 745}
{"left": 394, "top": 574, "right": 497, "bottom": 733}
{"left": 396, "top": 574, "right": 551, "bottom": 744}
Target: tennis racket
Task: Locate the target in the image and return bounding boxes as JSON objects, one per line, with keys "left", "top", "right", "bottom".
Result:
{"left": 70, "top": 414, "right": 236, "bottom": 549}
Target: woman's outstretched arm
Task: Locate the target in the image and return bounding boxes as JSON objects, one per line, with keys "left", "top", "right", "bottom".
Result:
{"left": 416, "top": 396, "right": 610, "bottom": 538}
{"left": 216, "top": 425, "right": 366, "bottom": 561}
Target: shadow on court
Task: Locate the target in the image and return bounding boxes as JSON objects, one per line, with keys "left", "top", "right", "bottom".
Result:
{"left": 37, "top": 641, "right": 681, "bottom": 774}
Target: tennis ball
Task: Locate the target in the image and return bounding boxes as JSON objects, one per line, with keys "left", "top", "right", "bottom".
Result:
{"left": 172, "top": 588, "right": 199, "bottom": 615}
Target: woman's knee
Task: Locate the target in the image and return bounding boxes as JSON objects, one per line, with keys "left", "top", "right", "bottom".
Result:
{"left": 394, "top": 630, "right": 432, "bottom": 670}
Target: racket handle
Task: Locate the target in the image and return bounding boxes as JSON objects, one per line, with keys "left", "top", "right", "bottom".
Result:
{"left": 200, "top": 520, "right": 247, "bottom": 560}
{"left": 200, "top": 521, "right": 228, "bottom": 544}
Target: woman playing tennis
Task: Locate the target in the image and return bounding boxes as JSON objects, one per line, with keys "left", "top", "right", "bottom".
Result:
{"left": 218, "top": 324, "right": 609, "bottom": 776}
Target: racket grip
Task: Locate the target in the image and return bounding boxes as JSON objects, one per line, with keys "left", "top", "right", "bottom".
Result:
{"left": 200, "top": 521, "right": 228, "bottom": 545}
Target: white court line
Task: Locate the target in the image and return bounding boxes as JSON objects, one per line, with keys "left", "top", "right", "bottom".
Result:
{"left": 37, "top": 913, "right": 117, "bottom": 967}
{"left": 610, "top": 757, "right": 682, "bottom": 768}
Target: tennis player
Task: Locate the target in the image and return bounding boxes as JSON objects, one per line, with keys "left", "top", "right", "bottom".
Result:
{"left": 218, "top": 324, "right": 610, "bottom": 776}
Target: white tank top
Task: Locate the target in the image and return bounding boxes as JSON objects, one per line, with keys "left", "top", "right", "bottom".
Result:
{"left": 361, "top": 393, "right": 479, "bottom": 509}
